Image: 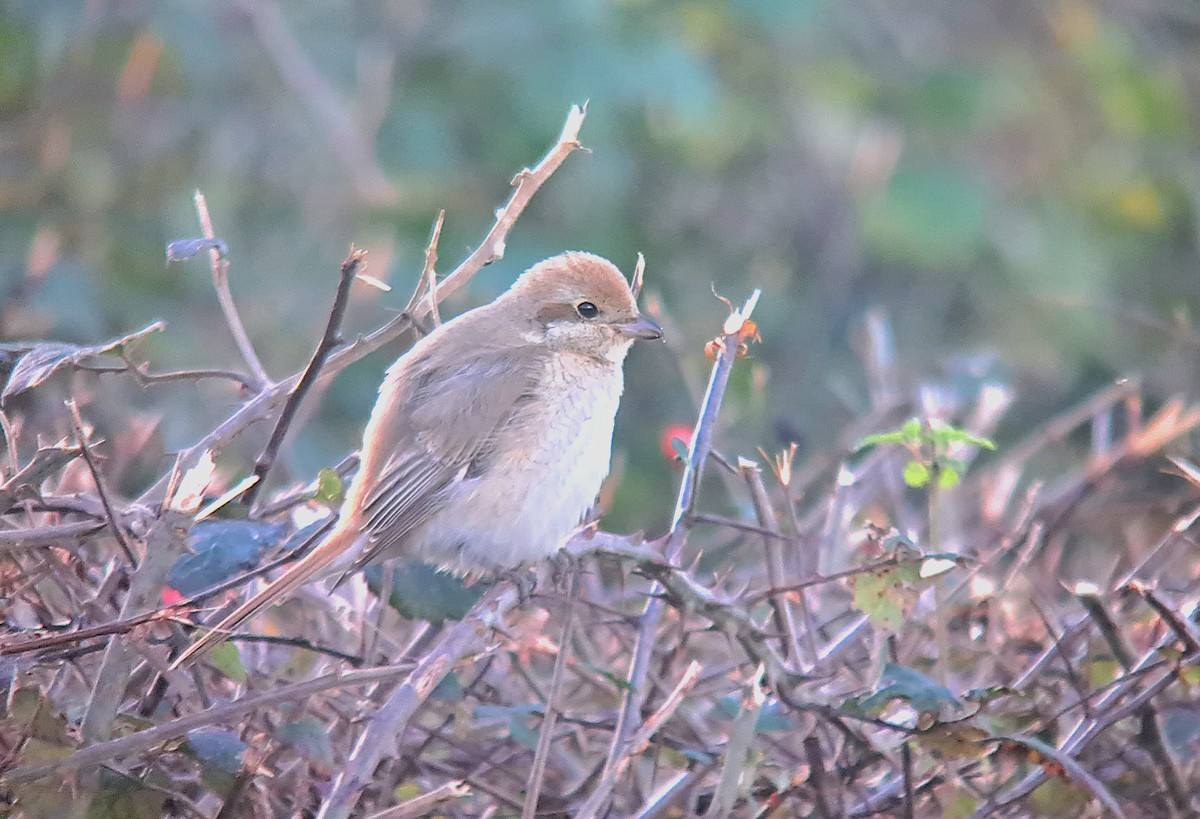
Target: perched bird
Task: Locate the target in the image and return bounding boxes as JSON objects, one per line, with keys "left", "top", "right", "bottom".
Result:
{"left": 173, "top": 252, "right": 662, "bottom": 667}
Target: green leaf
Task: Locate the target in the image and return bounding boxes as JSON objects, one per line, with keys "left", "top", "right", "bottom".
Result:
{"left": 89, "top": 769, "right": 167, "bottom": 819}
{"left": 861, "top": 663, "right": 963, "bottom": 717}
{"left": 314, "top": 467, "right": 343, "bottom": 504}
{"left": 849, "top": 566, "right": 914, "bottom": 631}
{"left": 168, "top": 519, "right": 286, "bottom": 596}
{"left": 366, "top": 560, "right": 485, "bottom": 625}
{"left": 276, "top": 715, "right": 334, "bottom": 767}
{"left": 7, "top": 688, "right": 68, "bottom": 742}
{"left": 930, "top": 426, "right": 996, "bottom": 450}
{"left": 431, "top": 673, "right": 465, "bottom": 702}
{"left": 937, "top": 465, "right": 960, "bottom": 488}
{"left": 856, "top": 430, "right": 907, "bottom": 450}
{"left": 901, "top": 418, "right": 922, "bottom": 439}
{"left": 183, "top": 728, "right": 247, "bottom": 796}
{"left": 209, "top": 642, "right": 247, "bottom": 683}
{"left": 903, "top": 460, "right": 930, "bottom": 488}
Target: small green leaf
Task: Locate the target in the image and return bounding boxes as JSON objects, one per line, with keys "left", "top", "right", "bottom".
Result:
{"left": 931, "top": 426, "right": 996, "bottom": 450}
{"left": 209, "top": 642, "right": 247, "bottom": 683}
{"left": 314, "top": 468, "right": 344, "bottom": 504}
{"left": 856, "top": 430, "right": 907, "bottom": 449}
{"left": 394, "top": 783, "right": 422, "bottom": 802}
{"left": 849, "top": 566, "right": 913, "bottom": 631}
{"left": 937, "top": 465, "right": 960, "bottom": 488}
{"left": 276, "top": 715, "right": 334, "bottom": 767}
{"left": 904, "top": 460, "right": 931, "bottom": 487}
{"left": 901, "top": 418, "right": 922, "bottom": 439}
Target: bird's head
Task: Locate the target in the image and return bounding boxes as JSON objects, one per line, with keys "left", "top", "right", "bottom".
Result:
{"left": 506, "top": 252, "right": 663, "bottom": 362}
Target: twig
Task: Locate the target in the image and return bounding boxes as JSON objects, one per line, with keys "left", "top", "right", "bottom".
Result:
{"left": 521, "top": 571, "right": 579, "bottom": 819}
{"left": 1, "top": 662, "right": 417, "bottom": 785}
{"left": 316, "top": 582, "right": 523, "bottom": 819}
{"left": 572, "top": 532, "right": 792, "bottom": 683}
{"left": 988, "top": 735, "right": 1128, "bottom": 819}
{"left": 630, "top": 252, "right": 646, "bottom": 299}
{"left": 0, "top": 604, "right": 188, "bottom": 656}
{"left": 709, "top": 664, "right": 766, "bottom": 818}
{"left": 241, "top": 249, "right": 366, "bottom": 508}
{"left": 899, "top": 741, "right": 914, "bottom": 819}
{"left": 1075, "top": 585, "right": 1190, "bottom": 814}
{"left": 575, "top": 660, "right": 702, "bottom": 819}
{"left": 972, "top": 663, "right": 1184, "bottom": 817}
{"left": 364, "top": 780, "right": 469, "bottom": 819}
{"left": 77, "top": 357, "right": 259, "bottom": 390}
{"left": 193, "top": 191, "right": 269, "bottom": 390}
{"left": 136, "top": 104, "right": 588, "bottom": 507}
{"left": 0, "top": 410, "right": 20, "bottom": 480}
{"left": 65, "top": 399, "right": 135, "bottom": 567}
{"left": 631, "top": 769, "right": 708, "bottom": 819}
{"left": 402, "top": 210, "right": 445, "bottom": 328}
{"left": 602, "top": 290, "right": 760, "bottom": 787}
{"left": 0, "top": 520, "right": 104, "bottom": 551}
{"left": 78, "top": 510, "right": 191, "bottom": 745}
{"left": 803, "top": 735, "right": 839, "bottom": 819}
{"left": 1122, "top": 581, "right": 1200, "bottom": 654}
{"left": 741, "top": 462, "right": 805, "bottom": 671}
{"left": 687, "top": 511, "right": 796, "bottom": 541}
{"left": 226, "top": 633, "right": 365, "bottom": 666}
{"left": 63, "top": 497, "right": 196, "bottom": 816}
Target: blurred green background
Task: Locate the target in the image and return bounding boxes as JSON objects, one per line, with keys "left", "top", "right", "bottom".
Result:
{"left": 2, "top": 0, "right": 1199, "bottom": 532}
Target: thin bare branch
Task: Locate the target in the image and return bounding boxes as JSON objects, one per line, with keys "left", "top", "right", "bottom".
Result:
{"left": 575, "top": 660, "right": 702, "bottom": 819}
{"left": 316, "top": 582, "right": 523, "bottom": 819}
{"left": 602, "top": 288, "right": 763, "bottom": 781}
{"left": 65, "top": 399, "right": 135, "bottom": 566}
{"left": 137, "top": 104, "right": 588, "bottom": 506}
{"left": 242, "top": 248, "right": 366, "bottom": 508}
{"left": 521, "top": 571, "right": 579, "bottom": 819}
{"left": 193, "top": 190, "right": 269, "bottom": 390}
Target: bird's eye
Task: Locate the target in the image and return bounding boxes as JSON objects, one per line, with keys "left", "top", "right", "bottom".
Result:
{"left": 576, "top": 301, "right": 600, "bottom": 319}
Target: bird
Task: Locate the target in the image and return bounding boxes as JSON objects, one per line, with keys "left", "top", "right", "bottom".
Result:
{"left": 172, "top": 251, "right": 662, "bottom": 667}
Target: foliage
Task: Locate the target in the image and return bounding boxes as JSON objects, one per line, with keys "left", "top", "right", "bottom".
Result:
{"left": 3, "top": 3, "right": 1200, "bottom": 816}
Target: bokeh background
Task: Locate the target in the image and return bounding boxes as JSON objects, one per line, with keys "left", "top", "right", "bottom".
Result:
{"left": 3, "top": 0, "right": 1200, "bottom": 533}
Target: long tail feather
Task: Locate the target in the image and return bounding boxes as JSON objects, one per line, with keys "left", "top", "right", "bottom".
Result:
{"left": 170, "top": 524, "right": 362, "bottom": 669}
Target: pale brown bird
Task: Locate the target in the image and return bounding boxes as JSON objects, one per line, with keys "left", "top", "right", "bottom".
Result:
{"left": 173, "top": 252, "right": 662, "bottom": 667}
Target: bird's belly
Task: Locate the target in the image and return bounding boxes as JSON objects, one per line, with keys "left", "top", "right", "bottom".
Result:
{"left": 417, "top": 360, "right": 623, "bottom": 570}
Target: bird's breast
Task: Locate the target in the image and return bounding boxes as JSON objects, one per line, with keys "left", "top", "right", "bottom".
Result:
{"left": 419, "top": 354, "right": 625, "bottom": 569}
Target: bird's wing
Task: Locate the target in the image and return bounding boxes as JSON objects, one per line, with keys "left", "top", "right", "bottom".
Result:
{"left": 350, "top": 342, "right": 546, "bottom": 567}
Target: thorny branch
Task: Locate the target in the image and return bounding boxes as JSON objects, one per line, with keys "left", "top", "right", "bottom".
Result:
{"left": 5, "top": 103, "right": 1200, "bottom": 819}
{"left": 601, "top": 289, "right": 761, "bottom": 795}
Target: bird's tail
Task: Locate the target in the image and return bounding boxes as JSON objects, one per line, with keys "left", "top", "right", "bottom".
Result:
{"left": 170, "top": 523, "right": 363, "bottom": 669}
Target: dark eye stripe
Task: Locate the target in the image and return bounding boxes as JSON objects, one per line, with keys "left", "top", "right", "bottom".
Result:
{"left": 576, "top": 301, "right": 599, "bottom": 319}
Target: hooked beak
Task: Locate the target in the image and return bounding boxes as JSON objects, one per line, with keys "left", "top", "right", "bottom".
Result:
{"left": 614, "top": 312, "right": 664, "bottom": 341}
